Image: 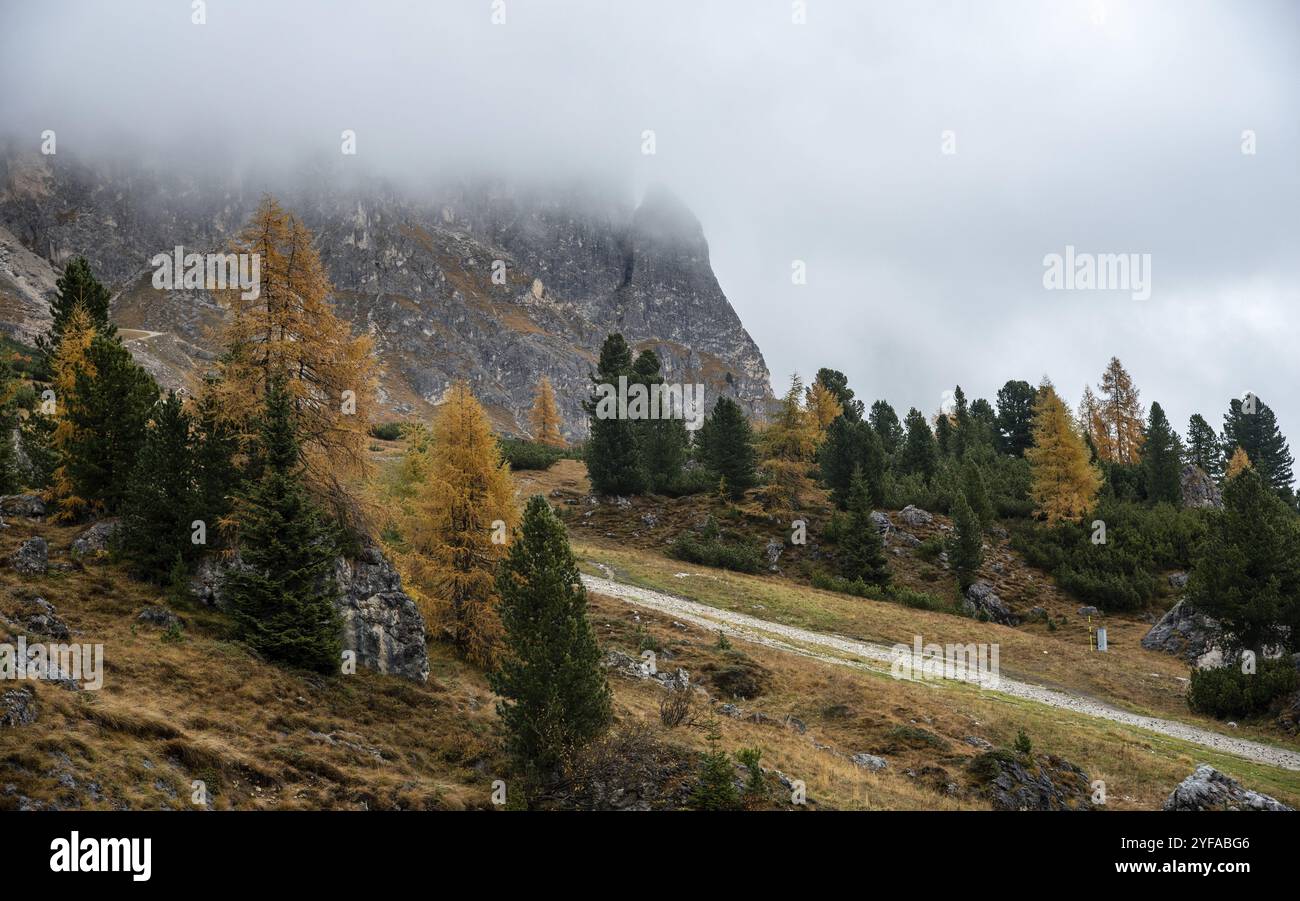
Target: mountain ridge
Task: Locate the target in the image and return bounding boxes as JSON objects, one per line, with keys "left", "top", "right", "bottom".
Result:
{"left": 0, "top": 152, "right": 773, "bottom": 435}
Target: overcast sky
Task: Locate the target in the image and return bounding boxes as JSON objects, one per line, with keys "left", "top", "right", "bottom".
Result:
{"left": 3, "top": 0, "right": 1298, "bottom": 448}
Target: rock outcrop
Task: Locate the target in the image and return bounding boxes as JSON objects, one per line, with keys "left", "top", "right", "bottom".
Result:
{"left": 1180, "top": 464, "right": 1222, "bottom": 509}
{"left": 0, "top": 688, "right": 37, "bottom": 728}
{"left": 191, "top": 545, "right": 429, "bottom": 682}
{"left": 962, "top": 581, "right": 1018, "bottom": 625}
{"left": 1162, "top": 765, "right": 1293, "bottom": 811}
{"left": 333, "top": 545, "right": 429, "bottom": 683}
{"left": 967, "top": 750, "right": 1093, "bottom": 811}
{"left": 70, "top": 519, "right": 120, "bottom": 559}
{"left": 11, "top": 537, "right": 48, "bottom": 575}
{"left": 0, "top": 494, "right": 46, "bottom": 519}
{"left": 1141, "top": 599, "right": 1220, "bottom": 662}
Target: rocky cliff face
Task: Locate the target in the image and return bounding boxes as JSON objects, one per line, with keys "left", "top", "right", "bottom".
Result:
{"left": 0, "top": 153, "right": 773, "bottom": 435}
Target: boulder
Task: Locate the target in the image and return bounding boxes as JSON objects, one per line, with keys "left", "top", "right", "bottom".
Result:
{"left": 137, "top": 606, "right": 183, "bottom": 630}
{"left": 967, "top": 750, "right": 1092, "bottom": 811}
{"left": 868, "top": 511, "right": 893, "bottom": 535}
{"left": 0, "top": 688, "right": 36, "bottom": 727}
{"left": 70, "top": 519, "right": 120, "bottom": 559}
{"left": 962, "top": 581, "right": 1018, "bottom": 625}
{"left": 13, "top": 597, "right": 68, "bottom": 640}
{"left": 0, "top": 494, "right": 46, "bottom": 519}
{"left": 1162, "top": 765, "right": 1293, "bottom": 811}
{"left": 334, "top": 545, "right": 430, "bottom": 682}
{"left": 1168, "top": 571, "right": 1189, "bottom": 590}
{"left": 1077, "top": 605, "right": 1100, "bottom": 618}
{"left": 191, "top": 544, "right": 430, "bottom": 682}
{"left": 897, "top": 505, "right": 933, "bottom": 527}
{"left": 11, "top": 537, "right": 48, "bottom": 575}
{"left": 1141, "top": 599, "right": 1220, "bottom": 662}
{"left": 1180, "top": 464, "right": 1222, "bottom": 510}
{"left": 851, "top": 753, "right": 888, "bottom": 771}
{"left": 764, "top": 538, "right": 783, "bottom": 572}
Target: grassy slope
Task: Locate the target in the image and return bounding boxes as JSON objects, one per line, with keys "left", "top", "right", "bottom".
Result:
{"left": 3, "top": 455, "right": 1297, "bottom": 810}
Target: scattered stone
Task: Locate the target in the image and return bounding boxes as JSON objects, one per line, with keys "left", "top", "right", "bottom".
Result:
{"left": 851, "top": 753, "right": 887, "bottom": 771}
{"left": 640, "top": 512, "right": 658, "bottom": 528}
{"left": 890, "top": 530, "right": 921, "bottom": 548}
{"left": 0, "top": 688, "right": 36, "bottom": 727}
{"left": 11, "top": 537, "right": 48, "bottom": 575}
{"left": 0, "top": 494, "right": 46, "bottom": 519}
{"left": 1168, "top": 571, "right": 1189, "bottom": 590}
{"left": 784, "top": 715, "right": 807, "bottom": 734}
{"left": 967, "top": 750, "right": 1092, "bottom": 811}
{"left": 71, "top": 519, "right": 120, "bottom": 559}
{"left": 962, "top": 581, "right": 1019, "bottom": 625}
{"left": 963, "top": 735, "right": 993, "bottom": 751}
{"left": 137, "top": 606, "right": 183, "bottom": 630}
{"left": 1027, "top": 606, "right": 1048, "bottom": 622}
{"left": 1141, "top": 599, "right": 1221, "bottom": 662}
{"left": 764, "top": 538, "right": 783, "bottom": 572}
{"left": 1077, "top": 605, "right": 1100, "bottom": 618}
{"left": 601, "top": 650, "right": 690, "bottom": 692}
{"left": 1162, "top": 765, "right": 1293, "bottom": 811}
{"left": 1180, "top": 464, "right": 1223, "bottom": 510}
{"left": 897, "top": 505, "right": 933, "bottom": 527}
{"left": 14, "top": 597, "right": 69, "bottom": 640}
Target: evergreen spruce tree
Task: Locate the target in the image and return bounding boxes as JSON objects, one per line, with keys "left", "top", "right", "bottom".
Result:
{"left": 225, "top": 380, "right": 342, "bottom": 674}
{"left": 691, "top": 721, "right": 741, "bottom": 811}
{"left": 1221, "top": 396, "right": 1294, "bottom": 498}
{"left": 1187, "top": 468, "right": 1300, "bottom": 656}
{"left": 839, "top": 466, "right": 889, "bottom": 587}
{"left": 868, "top": 400, "right": 904, "bottom": 456}
{"left": 192, "top": 380, "right": 242, "bottom": 537}
{"left": 490, "top": 495, "right": 612, "bottom": 776}
{"left": 950, "top": 386, "right": 970, "bottom": 458}
{"left": 960, "top": 460, "right": 994, "bottom": 530}
{"left": 1142, "top": 402, "right": 1183, "bottom": 505}
{"left": 901, "top": 408, "right": 938, "bottom": 479}
{"left": 968, "top": 398, "right": 998, "bottom": 454}
{"left": 701, "top": 396, "right": 757, "bottom": 499}
{"left": 37, "top": 257, "right": 115, "bottom": 363}
{"left": 119, "top": 392, "right": 199, "bottom": 581}
{"left": 948, "top": 490, "right": 983, "bottom": 589}
{"left": 585, "top": 334, "right": 645, "bottom": 495}
{"left": 934, "top": 412, "right": 954, "bottom": 457}
{"left": 630, "top": 349, "right": 686, "bottom": 493}
{"left": 995, "top": 380, "right": 1036, "bottom": 456}
{"left": 819, "top": 416, "right": 885, "bottom": 509}
{"left": 1185, "top": 414, "right": 1222, "bottom": 481}
{"left": 61, "top": 333, "right": 158, "bottom": 516}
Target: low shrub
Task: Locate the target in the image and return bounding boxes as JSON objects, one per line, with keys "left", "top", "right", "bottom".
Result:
{"left": 1187, "top": 659, "right": 1298, "bottom": 719}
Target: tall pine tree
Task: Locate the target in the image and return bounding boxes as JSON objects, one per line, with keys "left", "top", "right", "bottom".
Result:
{"left": 119, "top": 392, "right": 199, "bottom": 581}
{"left": 490, "top": 495, "right": 612, "bottom": 777}
{"left": 868, "top": 400, "right": 904, "bottom": 456}
{"left": 1141, "top": 402, "right": 1182, "bottom": 504}
{"left": 995, "top": 380, "right": 1036, "bottom": 457}
{"left": 900, "top": 407, "right": 938, "bottom": 479}
{"left": 1187, "top": 468, "right": 1300, "bottom": 656}
{"left": 699, "top": 396, "right": 757, "bottom": 499}
{"left": 37, "top": 257, "right": 115, "bottom": 364}
{"left": 1185, "top": 413, "right": 1222, "bottom": 480}
{"left": 585, "top": 333, "right": 644, "bottom": 496}
{"left": 839, "top": 467, "right": 889, "bottom": 587}
{"left": 225, "top": 380, "right": 342, "bottom": 674}
{"left": 1221, "top": 395, "right": 1294, "bottom": 499}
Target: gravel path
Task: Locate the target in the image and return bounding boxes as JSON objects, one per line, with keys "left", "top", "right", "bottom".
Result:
{"left": 582, "top": 574, "right": 1300, "bottom": 772}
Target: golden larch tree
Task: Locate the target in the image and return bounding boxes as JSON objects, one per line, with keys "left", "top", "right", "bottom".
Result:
{"left": 529, "top": 377, "right": 565, "bottom": 447}
{"left": 399, "top": 382, "right": 520, "bottom": 668}
{"left": 1226, "top": 446, "right": 1252, "bottom": 479}
{"left": 1094, "top": 357, "right": 1145, "bottom": 464}
{"left": 211, "top": 196, "right": 375, "bottom": 524}
{"left": 47, "top": 305, "right": 97, "bottom": 521}
{"left": 1026, "top": 383, "right": 1103, "bottom": 525}
{"left": 805, "top": 376, "right": 844, "bottom": 436}
{"left": 758, "top": 373, "right": 819, "bottom": 511}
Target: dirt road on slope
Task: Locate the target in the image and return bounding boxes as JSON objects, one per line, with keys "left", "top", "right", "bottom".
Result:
{"left": 581, "top": 574, "right": 1300, "bottom": 772}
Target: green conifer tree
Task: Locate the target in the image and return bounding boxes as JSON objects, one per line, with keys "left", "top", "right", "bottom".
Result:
{"left": 585, "top": 334, "right": 645, "bottom": 495}
{"left": 225, "top": 380, "right": 342, "bottom": 674}
{"left": 1142, "top": 402, "right": 1183, "bottom": 504}
{"left": 901, "top": 408, "right": 938, "bottom": 479}
{"left": 120, "top": 392, "right": 199, "bottom": 581}
{"left": 947, "top": 490, "right": 983, "bottom": 589}
{"left": 839, "top": 466, "right": 889, "bottom": 587}
{"left": 490, "top": 495, "right": 612, "bottom": 776}
{"left": 701, "top": 396, "right": 757, "bottom": 499}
